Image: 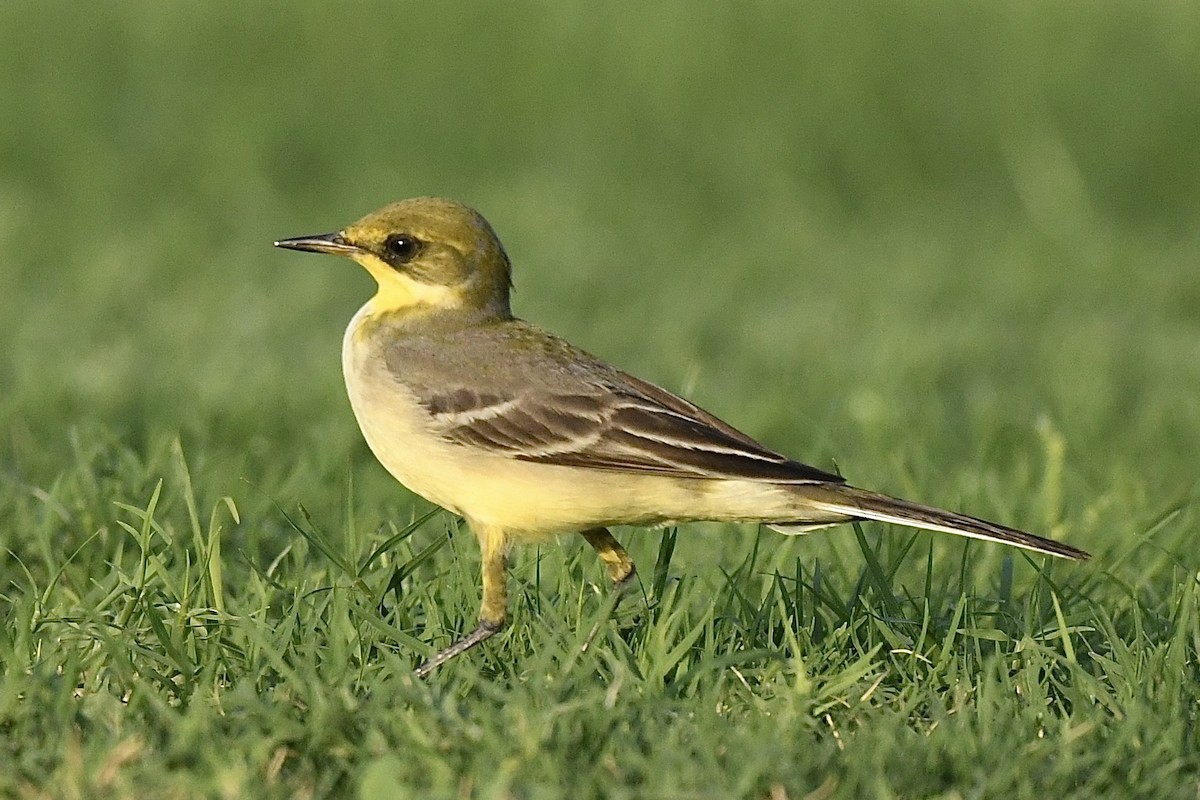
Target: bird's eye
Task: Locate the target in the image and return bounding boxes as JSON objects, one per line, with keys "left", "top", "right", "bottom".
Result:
{"left": 383, "top": 234, "right": 421, "bottom": 265}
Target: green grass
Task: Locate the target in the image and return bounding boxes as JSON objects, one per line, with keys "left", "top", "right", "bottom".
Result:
{"left": 2, "top": 2, "right": 1199, "bottom": 798}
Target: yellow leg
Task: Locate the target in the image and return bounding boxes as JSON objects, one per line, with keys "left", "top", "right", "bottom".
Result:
{"left": 476, "top": 522, "right": 510, "bottom": 626}
{"left": 579, "top": 527, "right": 639, "bottom": 653}
{"left": 581, "top": 527, "right": 637, "bottom": 589}
{"left": 414, "top": 521, "right": 509, "bottom": 678}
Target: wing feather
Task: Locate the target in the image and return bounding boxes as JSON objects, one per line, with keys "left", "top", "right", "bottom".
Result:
{"left": 419, "top": 377, "right": 842, "bottom": 484}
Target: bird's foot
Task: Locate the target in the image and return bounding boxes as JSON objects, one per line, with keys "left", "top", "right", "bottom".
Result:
{"left": 414, "top": 619, "right": 503, "bottom": 678}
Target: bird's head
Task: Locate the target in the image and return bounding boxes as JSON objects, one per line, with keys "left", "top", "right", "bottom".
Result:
{"left": 275, "top": 197, "right": 513, "bottom": 322}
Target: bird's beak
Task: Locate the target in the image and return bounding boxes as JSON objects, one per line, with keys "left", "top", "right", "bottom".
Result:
{"left": 273, "top": 232, "right": 361, "bottom": 256}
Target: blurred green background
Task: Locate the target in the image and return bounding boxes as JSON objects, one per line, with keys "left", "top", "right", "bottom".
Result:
{"left": 4, "top": 3, "right": 1198, "bottom": 501}
{"left": 2, "top": 2, "right": 1199, "bottom": 796}
{"left": 3, "top": 2, "right": 1198, "bottom": 503}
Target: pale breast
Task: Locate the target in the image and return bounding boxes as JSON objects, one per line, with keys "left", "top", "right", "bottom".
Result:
{"left": 342, "top": 304, "right": 472, "bottom": 515}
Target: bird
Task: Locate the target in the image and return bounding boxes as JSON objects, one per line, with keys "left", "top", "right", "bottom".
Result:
{"left": 274, "top": 197, "right": 1089, "bottom": 677}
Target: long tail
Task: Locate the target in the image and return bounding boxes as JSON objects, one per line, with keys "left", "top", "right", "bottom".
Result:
{"left": 769, "top": 484, "right": 1089, "bottom": 560}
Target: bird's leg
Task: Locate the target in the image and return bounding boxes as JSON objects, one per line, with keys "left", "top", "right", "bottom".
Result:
{"left": 580, "top": 526, "right": 637, "bottom": 591}
{"left": 414, "top": 523, "right": 508, "bottom": 678}
{"left": 579, "top": 527, "right": 639, "bottom": 652}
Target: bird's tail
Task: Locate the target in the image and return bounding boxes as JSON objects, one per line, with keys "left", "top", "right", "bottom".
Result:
{"left": 768, "top": 484, "right": 1089, "bottom": 560}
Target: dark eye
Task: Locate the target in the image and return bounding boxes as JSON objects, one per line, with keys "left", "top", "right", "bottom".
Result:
{"left": 383, "top": 234, "right": 421, "bottom": 265}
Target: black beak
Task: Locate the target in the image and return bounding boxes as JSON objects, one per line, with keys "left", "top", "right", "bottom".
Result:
{"left": 273, "top": 232, "right": 360, "bottom": 255}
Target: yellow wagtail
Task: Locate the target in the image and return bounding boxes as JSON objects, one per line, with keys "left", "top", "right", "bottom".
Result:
{"left": 275, "top": 197, "right": 1089, "bottom": 677}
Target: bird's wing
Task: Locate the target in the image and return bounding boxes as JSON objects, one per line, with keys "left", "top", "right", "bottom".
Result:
{"left": 419, "top": 371, "right": 843, "bottom": 484}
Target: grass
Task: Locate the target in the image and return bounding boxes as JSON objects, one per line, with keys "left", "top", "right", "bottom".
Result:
{"left": 2, "top": 2, "right": 1199, "bottom": 798}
